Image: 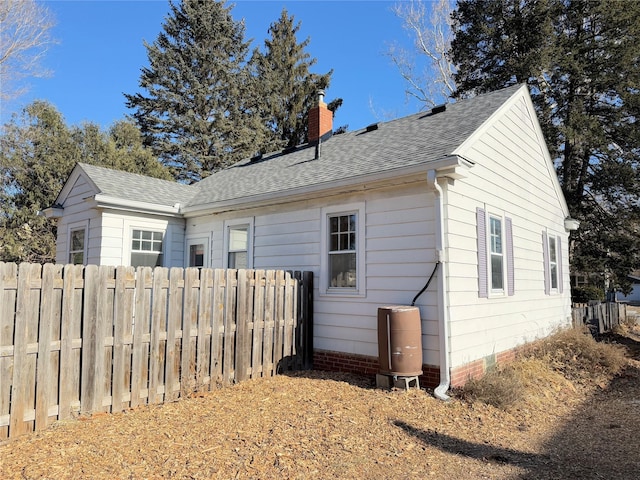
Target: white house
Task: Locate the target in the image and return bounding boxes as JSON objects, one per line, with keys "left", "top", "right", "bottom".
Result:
{"left": 46, "top": 85, "right": 577, "bottom": 395}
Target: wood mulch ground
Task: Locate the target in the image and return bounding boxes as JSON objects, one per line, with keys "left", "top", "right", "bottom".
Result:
{"left": 2, "top": 323, "right": 640, "bottom": 479}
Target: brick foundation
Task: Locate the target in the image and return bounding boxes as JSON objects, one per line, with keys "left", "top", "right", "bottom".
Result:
{"left": 450, "top": 348, "right": 519, "bottom": 387}
{"left": 313, "top": 347, "right": 520, "bottom": 390}
{"left": 313, "top": 350, "right": 441, "bottom": 389}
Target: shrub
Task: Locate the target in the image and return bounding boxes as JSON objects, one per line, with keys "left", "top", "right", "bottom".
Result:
{"left": 571, "top": 285, "right": 605, "bottom": 303}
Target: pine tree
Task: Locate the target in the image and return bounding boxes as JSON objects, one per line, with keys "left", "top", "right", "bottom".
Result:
{"left": 250, "top": 9, "right": 338, "bottom": 152}
{"left": 124, "top": 0, "right": 261, "bottom": 183}
{"left": 0, "top": 102, "right": 172, "bottom": 263}
{"left": 450, "top": 0, "right": 640, "bottom": 294}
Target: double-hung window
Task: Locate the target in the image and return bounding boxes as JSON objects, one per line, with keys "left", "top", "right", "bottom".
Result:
{"left": 477, "top": 207, "right": 514, "bottom": 298}
{"left": 543, "top": 230, "right": 563, "bottom": 294}
{"left": 224, "top": 219, "right": 253, "bottom": 269}
{"left": 68, "top": 228, "right": 86, "bottom": 264}
{"left": 329, "top": 214, "right": 357, "bottom": 288}
{"left": 228, "top": 226, "right": 248, "bottom": 269}
{"left": 131, "top": 229, "right": 164, "bottom": 267}
{"left": 320, "top": 203, "right": 365, "bottom": 296}
{"left": 489, "top": 216, "right": 504, "bottom": 291}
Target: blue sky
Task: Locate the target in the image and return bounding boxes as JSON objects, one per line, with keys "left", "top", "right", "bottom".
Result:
{"left": 4, "top": 0, "right": 432, "bottom": 132}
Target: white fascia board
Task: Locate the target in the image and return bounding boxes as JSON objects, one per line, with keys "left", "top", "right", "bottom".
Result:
{"left": 88, "top": 194, "right": 182, "bottom": 217}
{"left": 42, "top": 207, "right": 64, "bottom": 219}
{"left": 182, "top": 155, "right": 469, "bottom": 217}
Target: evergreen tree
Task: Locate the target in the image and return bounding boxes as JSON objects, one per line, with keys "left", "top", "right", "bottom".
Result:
{"left": 124, "top": 0, "right": 261, "bottom": 183}
{"left": 0, "top": 101, "right": 171, "bottom": 263}
{"left": 250, "top": 9, "right": 339, "bottom": 152}
{"left": 450, "top": 0, "right": 640, "bottom": 293}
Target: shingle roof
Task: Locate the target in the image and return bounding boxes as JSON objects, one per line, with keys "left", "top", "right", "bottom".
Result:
{"left": 78, "top": 163, "right": 196, "bottom": 207}
{"left": 75, "top": 85, "right": 522, "bottom": 212}
{"left": 190, "top": 84, "right": 522, "bottom": 207}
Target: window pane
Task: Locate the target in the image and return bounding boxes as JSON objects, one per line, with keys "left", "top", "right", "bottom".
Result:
{"left": 349, "top": 214, "right": 356, "bottom": 232}
{"left": 549, "top": 237, "right": 556, "bottom": 260}
{"left": 141, "top": 231, "right": 152, "bottom": 240}
{"left": 152, "top": 242, "right": 163, "bottom": 252}
{"left": 69, "top": 252, "right": 84, "bottom": 265}
{"left": 131, "top": 252, "right": 163, "bottom": 268}
{"left": 330, "top": 216, "right": 338, "bottom": 233}
{"left": 330, "top": 233, "right": 338, "bottom": 251}
{"left": 551, "top": 264, "right": 558, "bottom": 289}
{"left": 349, "top": 232, "right": 356, "bottom": 250}
{"left": 190, "top": 244, "right": 204, "bottom": 267}
{"left": 339, "top": 215, "right": 349, "bottom": 232}
{"left": 229, "top": 227, "right": 248, "bottom": 251}
{"left": 490, "top": 217, "right": 502, "bottom": 254}
{"left": 339, "top": 232, "right": 349, "bottom": 251}
{"left": 142, "top": 241, "right": 151, "bottom": 251}
{"left": 229, "top": 251, "right": 247, "bottom": 269}
{"left": 153, "top": 231, "right": 163, "bottom": 241}
{"left": 71, "top": 230, "right": 84, "bottom": 250}
{"left": 132, "top": 230, "right": 141, "bottom": 240}
{"left": 491, "top": 255, "right": 503, "bottom": 290}
{"left": 329, "top": 253, "right": 356, "bottom": 288}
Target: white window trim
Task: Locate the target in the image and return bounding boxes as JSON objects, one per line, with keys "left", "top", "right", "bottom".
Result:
{"left": 488, "top": 212, "right": 506, "bottom": 296}
{"left": 67, "top": 220, "right": 89, "bottom": 265}
{"left": 128, "top": 227, "right": 166, "bottom": 268}
{"left": 185, "top": 235, "right": 210, "bottom": 268}
{"left": 320, "top": 202, "right": 366, "bottom": 297}
{"left": 543, "top": 229, "right": 563, "bottom": 295}
{"left": 223, "top": 217, "right": 254, "bottom": 269}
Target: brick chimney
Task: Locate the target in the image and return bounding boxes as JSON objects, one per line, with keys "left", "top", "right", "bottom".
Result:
{"left": 308, "top": 90, "right": 333, "bottom": 143}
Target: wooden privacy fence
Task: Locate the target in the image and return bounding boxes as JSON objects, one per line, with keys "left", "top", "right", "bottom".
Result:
{"left": 0, "top": 262, "right": 313, "bottom": 440}
{"left": 571, "top": 302, "right": 627, "bottom": 335}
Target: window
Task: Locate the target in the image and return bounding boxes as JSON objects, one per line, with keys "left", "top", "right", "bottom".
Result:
{"left": 131, "top": 229, "right": 163, "bottom": 267}
{"left": 189, "top": 243, "right": 205, "bottom": 267}
{"left": 489, "top": 216, "right": 504, "bottom": 291}
{"left": 477, "top": 207, "right": 514, "bottom": 298}
{"left": 543, "top": 231, "right": 563, "bottom": 294}
{"left": 320, "top": 203, "right": 365, "bottom": 296}
{"left": 549, "top": 236, "right": 558, "bottom": 290}
{"left": 329, "top": 214, "right": 357, "bottom": 288}
{"left": 69, "top": 228, "right": 86, "bottom": 264}
{"left": 186, "top": 236, "right": 209, "bottom": 268}
{"left": 228, "top": 225, "right": 248, "bottom": 269}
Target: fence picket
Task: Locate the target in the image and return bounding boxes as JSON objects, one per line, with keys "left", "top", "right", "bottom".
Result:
{"left": 222, "top": 270, "right": 237, "bottom": 386}
{"left": 34, "top": 264, "right": 59, "bottom": 430}
{"left": 165, "top": 268, "right": 182, "bottom": 402}
{"left": 0, "top": 262, "right": 18, "bottom": 438}
{"left": 0, "top": 263, "right": 312, "bottom": 441}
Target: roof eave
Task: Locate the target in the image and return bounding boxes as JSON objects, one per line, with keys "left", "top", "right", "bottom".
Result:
{"left": 182, "top": 155, "right": 470, "bottom": 217}
{"left": 88, "top": 194, "right": 182, "bottom": 217}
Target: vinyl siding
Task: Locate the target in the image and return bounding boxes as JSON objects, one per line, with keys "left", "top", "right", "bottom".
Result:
{"left": 187, "top": 183, "right": 439, "bottom": 363}
{"left": 54, "top": 175, "right": 100, "bottom": 264}
{"left": 445, "top": 92, "right": 571, "bottom": 369}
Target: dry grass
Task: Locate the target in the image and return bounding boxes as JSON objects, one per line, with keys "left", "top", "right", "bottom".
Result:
{"left": 1, "top": 326, "right": 640, "bottom": 479}
{"left": 460, "top": 327, "right": 627, "bottom": 411}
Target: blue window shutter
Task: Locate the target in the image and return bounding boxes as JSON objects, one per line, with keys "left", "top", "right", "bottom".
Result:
{"left": 506, "top": 217, "right": 514, "bottom": 296}
{"left": 542, "top": 230, "right": 550, "bottom": 295}
{"left": 477, "top": 208, "right": 488, "bottom": 298}
{"left": 557, "top": 235, "right": 563, "bottom": 294}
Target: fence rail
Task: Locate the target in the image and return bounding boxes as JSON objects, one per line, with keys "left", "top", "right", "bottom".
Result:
{"left": 571, "top": 301, "right": 627, "bottom": 334}
{"left": 0, "top": 262, "right": 313, "bottom": 440}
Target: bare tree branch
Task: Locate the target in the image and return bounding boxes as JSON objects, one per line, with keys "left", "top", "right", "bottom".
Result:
{"left": 0, "top": 0, "right": 56, "bottom": 101}
{"left": 387, "top": 0, "right": 456, "bottom": 108}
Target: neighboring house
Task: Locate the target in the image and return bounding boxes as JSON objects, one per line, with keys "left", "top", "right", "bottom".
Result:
{"left": 616, "top": 274, "right": 640, "bottom": 305}
{"left": 45, "top": 85, "right": 578, "bottom": 394}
